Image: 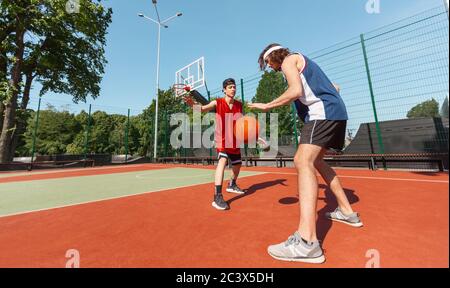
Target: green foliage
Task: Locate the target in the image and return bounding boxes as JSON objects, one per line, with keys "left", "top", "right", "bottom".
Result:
{"left": 252, "top": 71, "right": 287, "bottom": 104}
{"left": 407, "top": 98, "right": 440, "bottom": 119}
{"left": 13, "top": 107, "right": 34, "bottom": 156}
{"left": 1, "top": 0, "right": 112, "bottom": 103}
{"left": 153, "top": 88, "right": 189, "bottom": 157}
{"left": 0, "top": 0, "right": 113, "bottom": 162}
{"left": 24, "top": 106, "right": 81, "bottom": 155}
{"left": 0, "top": 80, "right": 13, "bottom": 103}
{"left": 15, "top": 87, "right": 190, "bottom": 157}
{"left": 251, "top": 71, "right": 300, "bottom": 143}
{"left": 14, "top": 76, "right": 312, "bottom": 157}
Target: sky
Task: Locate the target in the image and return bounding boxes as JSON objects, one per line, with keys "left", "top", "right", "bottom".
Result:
{"left": 27, "top": 0, "right": 447, "bottom": 116}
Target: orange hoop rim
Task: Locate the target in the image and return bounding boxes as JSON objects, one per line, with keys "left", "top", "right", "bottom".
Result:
{"left": 173, "top": 83, "right": 192, "bottom": 97}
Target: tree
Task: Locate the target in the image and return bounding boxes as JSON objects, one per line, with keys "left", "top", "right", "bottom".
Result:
{"left": 136, "top": 88, "right": 189, "bottom": 157}
{"left": 0, "top": 0, "right": 112, "bottom": 162}
{"left": 126, "top": 116, "right": 141, "bottom": 156}
{"left": 440, "top": 95, "right": 449, "bottom": 118}
{"left": 65, "top": 110, "right": 90, "bottom": 155}
{"left": 89, "top": 111, "right": 115, "bottom": 154}
{"left": 23, "top": 106, "right": 81, "bottom": 155}
{"left": 407, "top": 98, "right": 440, "bottom": 119}
{"left": 109, "top": 114, "right": 127, "bottom": 154}
{"left": 14, "top": 87, "right": 189, "bottom": 158}
{"left": 251, "top": 71, "right": 298, "bottom": 142}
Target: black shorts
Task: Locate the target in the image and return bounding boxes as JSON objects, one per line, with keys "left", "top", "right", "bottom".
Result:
{"left": 217, "top": 152, "right": 242, "bottom": 166}
{"left": 299, "top": 120, "right": 347, "bottom": 151}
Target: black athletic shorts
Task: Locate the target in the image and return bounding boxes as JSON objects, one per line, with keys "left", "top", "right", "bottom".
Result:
{"left": 299, "top": 120, "right": 347, "bottom": 151}
{"left": 217, "top": 151, "right": 242, "bottom": 166}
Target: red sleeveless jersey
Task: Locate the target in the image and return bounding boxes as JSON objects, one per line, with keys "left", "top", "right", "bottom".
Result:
{"left": 215, "top": 98, "right": 243, "bottom": 155}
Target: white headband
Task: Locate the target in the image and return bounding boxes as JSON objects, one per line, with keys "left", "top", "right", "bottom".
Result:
{"left": 263, "top": 46, "right": 284, "bottom": 61}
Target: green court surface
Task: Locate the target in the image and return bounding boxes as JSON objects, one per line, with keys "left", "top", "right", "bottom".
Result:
{"left": 0, "top": 167, "right": 264, "bottom": 218}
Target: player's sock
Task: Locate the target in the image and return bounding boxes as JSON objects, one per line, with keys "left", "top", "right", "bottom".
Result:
{"left": 215, "top": 185, "right": 222, "bottom": 195}
{"left": 229, "top": 179, "right": 236, "bottom": 187}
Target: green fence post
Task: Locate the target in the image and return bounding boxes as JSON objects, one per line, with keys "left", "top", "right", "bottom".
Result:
{"left": 84, "top": 104, "right": 92, "bottom": 160}
{"left": 240, "top": 78, "right": 248, "bottom": 157}
{"left": 360, "top": 34, "right": 385, "bottom": 163}
{"left": 164, "top": 110, "right": 169, "bottom": 157}
{"left": 291, "top": 103, "right": 299, "bottom": 148}
{"left": 149, "top": 112, "right": 154, "bottom": 162}
{"left": 124, "top": 108, "right": 130, "bottom": 163}
{"left": 31, "top": 96, "right": 42, "bottom": 164}
{"left": 207, "top": 91, "right": 212, "bottom": 158}
{"left": 183, "top": 104, "right": 187, "bottom": 158}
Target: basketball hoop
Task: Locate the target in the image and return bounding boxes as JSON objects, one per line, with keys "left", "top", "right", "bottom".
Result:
{"left": 173, "top": 83, "right": 192, "bottom": 97}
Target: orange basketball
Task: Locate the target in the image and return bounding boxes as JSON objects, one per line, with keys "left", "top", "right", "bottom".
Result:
{"left": 234, "top": 116, "right": 259, "bottom": 144}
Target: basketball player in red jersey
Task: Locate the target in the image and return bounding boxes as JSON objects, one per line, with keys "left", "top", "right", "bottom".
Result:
{"left": 184, "top": 78, "right": 245, "bottom": 210}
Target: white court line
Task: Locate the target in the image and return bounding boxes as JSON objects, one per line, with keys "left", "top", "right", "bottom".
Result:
{"left": 1, "top": 170, "right": 446, "bottom": 219}
{"left": 256, "top": 171, "right": 449, "bottom": 183}
{"left": 136, "top": 173, "right": 213, "bottom": 179}
{"left": 0, "top": 172, "right": 265, "bottom": 219}
{"left": 0, "top": 164, "right": 172, "bottom": 178}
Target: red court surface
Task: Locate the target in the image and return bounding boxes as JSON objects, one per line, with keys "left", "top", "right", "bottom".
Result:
{"left": 0, "top": 164, "right": 448, "bottom": 268}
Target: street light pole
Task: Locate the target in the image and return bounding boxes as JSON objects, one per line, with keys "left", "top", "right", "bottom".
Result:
{"left": 154, "top": 21, "right": 161, "bottom": 161}
{"left": 138, "top": 1, "right": 182, "bottom": 160}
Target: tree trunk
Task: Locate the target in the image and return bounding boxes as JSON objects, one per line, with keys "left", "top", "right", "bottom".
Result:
{"left": 6, "top": 33, "right": 49, "bottom": 158}
{"left": 20, "top": 71, "right": 33, "bottom": 110}
{"left": 9, "top": 71, "right": 33, "bottom": 158}
{"left": 0, "top": 103, "right": 4, "bottom": 135}
{"left": 0, "top": 27, "right": 25, "bottom": 163}
{"left": 0, "top": 48, "right": 7, "bottom": 135}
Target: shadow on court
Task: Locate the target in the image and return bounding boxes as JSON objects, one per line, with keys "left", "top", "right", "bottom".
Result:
{"left": 274, "top": 183, "right": 359, "bottom": 243}
{"left": 317, "top": 184, "right": 359, "bottom": 242}
{"left": 412, "top": 171, "right": 449, "bottom": 177}
{"left": 227, "top": 179, "right": 288, "bottom": 206}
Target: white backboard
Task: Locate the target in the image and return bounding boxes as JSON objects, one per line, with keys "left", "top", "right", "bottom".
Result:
{"left": 175, "top": 57, "right": 205, "bottom": 96}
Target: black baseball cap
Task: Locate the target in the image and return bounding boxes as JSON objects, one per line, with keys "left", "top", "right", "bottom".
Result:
{"left": 222, "top": 78, "right": 236, "bottom": 88}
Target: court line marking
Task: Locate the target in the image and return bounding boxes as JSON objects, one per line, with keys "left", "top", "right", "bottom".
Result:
{"left": 135, "top": 173, "right": 212, "bottom": 179}
{"left": 1, "top": 169, "right": 447, "bottom": 219}
{"left": 257, "top": 171, "right": 449, "bottom": 183}
{"left": 0, "top": 164, "right": 170, "bottom": 178}
{"left": 0, "top": 164, "right": 178, "bottom": 180}
{"left": 0, "top": 172, "right": 266, "bottom": 219}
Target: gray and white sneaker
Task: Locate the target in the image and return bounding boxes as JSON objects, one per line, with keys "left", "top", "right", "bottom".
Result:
{"left": 326, "top": 207, "right": 363, "bottom": 227}
{"left": 226, "top": 184, "right": 245, "bottom": 194}
{"left": 212, "top": 194, "right": 229, "bottom": 210}
{"left": 267, "top": 232, "right": 325, "bottom": 264}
